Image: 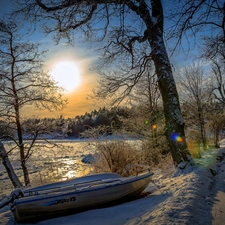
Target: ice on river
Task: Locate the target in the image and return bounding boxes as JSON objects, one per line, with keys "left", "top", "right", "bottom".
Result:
{"left": 0, "top": 139, "right": 96, "bottom": 197}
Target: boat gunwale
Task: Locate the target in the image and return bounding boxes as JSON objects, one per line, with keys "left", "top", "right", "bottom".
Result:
{"left": 23, "top": 177, "right": 122, "bottom": 196}
{"left": 24, "top": 173, "right": 122, "bottom": 193}
{"left": 13, "top": 172, "right": 154, "bottom": 206}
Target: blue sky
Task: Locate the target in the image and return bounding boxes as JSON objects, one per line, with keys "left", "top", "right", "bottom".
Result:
{"left": 0, "top": 0, "right": 102, "bottom": 117}
{"left": 0, "top": 0, "right": 199, "bottom": 117}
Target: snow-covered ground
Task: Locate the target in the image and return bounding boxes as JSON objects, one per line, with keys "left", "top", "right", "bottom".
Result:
{"left": 1, "top": 142, "right": 225, "bottom": 225}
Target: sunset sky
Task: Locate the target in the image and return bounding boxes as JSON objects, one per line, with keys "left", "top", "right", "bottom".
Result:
{"left": 0, "top": 0, "right": 196, "bottom": 119}
{"left": 26, "top": 43, "right": 100, "bottom": 118}
{"left": 36, "top": 43, "right": 100, "bottom": 118}
{"left": 0, "top": 0, "right": 102, "bottom": 118}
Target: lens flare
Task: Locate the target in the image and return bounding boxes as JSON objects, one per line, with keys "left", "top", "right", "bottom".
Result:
{"left": 171, "top": 133, "right": 183, "bottom": 143}
{"left": 144, "top": 120, "right": 149, "bottom": 125}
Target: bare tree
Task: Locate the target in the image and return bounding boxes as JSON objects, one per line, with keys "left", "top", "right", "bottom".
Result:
{"left": 177, "top": 62, "right": 211, "bottom": 150}
{"left": 168, "top": 0, "right": 225, "bottom": 149}
{"left": 207, "top": 59, "right": 225, "bottom": 146}
{"left": 0, "top": 141, "right": 22, "bottom": 188}
{"left": 208, "top": 111, "right": 225, "bottom": 148}
{"left": 168, "top": 0, "right": 225, "bottom": 59}
{"left": 128, "top": 66, "right": 162, "bottom": 138}
{"left": 0, "top": 19, "right": 67, "bottom": 186}
{"left": 210, "top": 59, "right": 225, "bottom": 106}
{"left": 15, "top": 0, "right": 192, "bottom": 166}
{"left": 130, "top": 62, "right": 161, "bottom": 115}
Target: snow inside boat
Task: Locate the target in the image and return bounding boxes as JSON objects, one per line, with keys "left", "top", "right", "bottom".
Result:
{"left": 10, "top": 170, "right": 153, "bottom": 222}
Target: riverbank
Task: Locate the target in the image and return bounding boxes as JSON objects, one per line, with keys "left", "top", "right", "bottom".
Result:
{"left": 1, "top": 144, "right": 225, "bottom": 224}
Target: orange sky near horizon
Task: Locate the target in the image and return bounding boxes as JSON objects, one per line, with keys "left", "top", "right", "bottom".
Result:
{"left": 0, "top": 0, "right": 103, "bottom": 119}
{"left": 21, "top": 44, "right": 101, "bottom": 119}
{"left": 22, "top": 86, "right": 99, "bottom": 119}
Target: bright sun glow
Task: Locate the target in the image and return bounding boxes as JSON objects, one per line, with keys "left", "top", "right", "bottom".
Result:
{"left": 50, "top": 61, "right": 81, "bottom": 92}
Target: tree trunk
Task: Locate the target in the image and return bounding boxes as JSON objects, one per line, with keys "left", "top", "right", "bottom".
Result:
{"left": 17, "top": 128, "right": 30, "bottom": 186}
{"left": 15, "top": 107, "right": 31, "bottom": 186}
{"left": 20, "top": 146, "right": 30, "bottom": 186}
{"left": 144, "top": 0, "right": 192, "bottom": 165}
{"left": 199, "top": 116, "right": 207, "bottom": 150}
{"left": 198, "top": 105, "right": 207, "bottom": 150}
{"left": 150, "top": 37, "right": 191, "bottom": 165}
{"left": 13, "top": 87, "right": 30, "bottom": 186}
{"left": 0, "top": 141, "right": 23, "bottom": 188}
{"left": 214, "top": 129, "right": 220, "bottom": 148}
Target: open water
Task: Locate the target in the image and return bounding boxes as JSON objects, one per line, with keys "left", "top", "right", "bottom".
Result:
{"left": 0, "top": 139, "right": 95, "bottom": 197}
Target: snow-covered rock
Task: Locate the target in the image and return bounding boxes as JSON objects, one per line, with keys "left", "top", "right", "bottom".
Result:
{"left": 81, "top": 154, "right": 95, "bottom": 164}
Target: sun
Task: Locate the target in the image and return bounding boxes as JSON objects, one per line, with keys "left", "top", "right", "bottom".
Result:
{"left": 50, "top": 61, "right": 81, "bottom": 92}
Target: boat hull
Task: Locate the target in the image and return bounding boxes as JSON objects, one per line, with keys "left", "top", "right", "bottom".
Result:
{"left": 11, "top": 172, "right": 153, "bottom": 222}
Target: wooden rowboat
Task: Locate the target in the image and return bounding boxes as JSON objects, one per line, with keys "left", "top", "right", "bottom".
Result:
{"left": 10, "top": 170, "right": 153, "bottom": 222}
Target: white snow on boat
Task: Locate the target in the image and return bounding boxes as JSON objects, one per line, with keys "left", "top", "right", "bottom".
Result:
{"left": 10, "top": 170, "right": 153, "bottom": 222}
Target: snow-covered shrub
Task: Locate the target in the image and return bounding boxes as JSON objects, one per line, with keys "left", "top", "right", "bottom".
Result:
{"left": 92, "top": 140, "right": 143, "bottom": 176}
{"left": 140, "top": 140, "right": 164, "bottom": 165}
{"left": 91, "top": 137, "right": 170, "bottom": 176}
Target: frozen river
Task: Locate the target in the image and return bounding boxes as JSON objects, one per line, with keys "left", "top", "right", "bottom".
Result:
{"left": 0, "top": 139, "right": 96, "bottom": 197}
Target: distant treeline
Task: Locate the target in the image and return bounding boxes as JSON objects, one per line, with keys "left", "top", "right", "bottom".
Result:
{"left": 66, "top": 107, "right": 130, "bottom": 137}
{"left": 0, "top": 107, "right": 131, "bottom": 139}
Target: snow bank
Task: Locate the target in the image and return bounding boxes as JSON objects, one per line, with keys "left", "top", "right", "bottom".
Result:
{"left": 0, "top": 147, "right": 225, "bottom": 225}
